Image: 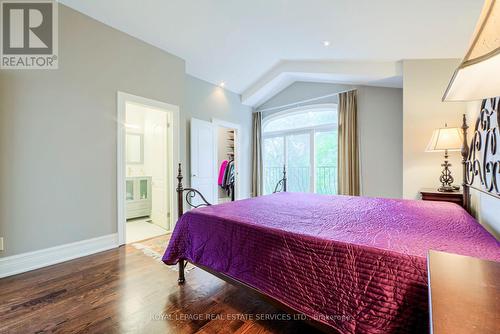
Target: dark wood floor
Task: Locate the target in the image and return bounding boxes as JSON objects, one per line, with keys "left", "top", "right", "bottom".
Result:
{"left": 0, "top": 238, "right": 322, "bottom": 334}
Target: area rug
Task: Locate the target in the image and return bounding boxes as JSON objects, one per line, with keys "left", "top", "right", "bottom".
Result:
{"left": 131, "top": 234, "right": 196, "bottom": 273}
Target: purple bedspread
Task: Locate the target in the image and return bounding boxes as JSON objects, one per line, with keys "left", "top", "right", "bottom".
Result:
{"left": 163, "top": 192, "right": 500, "bottom": 333}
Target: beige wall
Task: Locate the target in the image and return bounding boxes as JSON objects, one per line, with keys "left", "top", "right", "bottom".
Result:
{"left": 357, "top": 86, "right": 403, "bottom": 198}
{"left": 402, "top": 59, "right": 468, "bottom": 199}
{"left": 0, "top": 5, "right": 184, "bottom": 257}
{"left": 0, "top": 5, "right": 252, "bottom": 257}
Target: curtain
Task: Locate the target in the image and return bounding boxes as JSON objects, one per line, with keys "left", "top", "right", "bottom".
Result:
{"left": 337, "top": 90, "right": 360, "bottom": 196}
{"left": 252, "top": 111, "right": 263, "bottom": 196}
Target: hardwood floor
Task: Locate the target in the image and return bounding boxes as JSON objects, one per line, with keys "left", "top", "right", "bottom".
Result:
{"left": 0, "top": 237, "right": 321, "bottom": 334}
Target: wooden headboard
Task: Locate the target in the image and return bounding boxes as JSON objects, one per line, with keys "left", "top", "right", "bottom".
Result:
{"left": 462, "top": 97, "right": 500, "bottom": 212}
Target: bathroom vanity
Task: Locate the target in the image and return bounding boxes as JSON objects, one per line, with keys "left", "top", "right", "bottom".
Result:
{"left": 126, "top": 176, "right": 152, "bottom": 219}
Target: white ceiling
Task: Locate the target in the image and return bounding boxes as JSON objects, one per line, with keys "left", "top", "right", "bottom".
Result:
{"left": 60, "top": 0, "right": 483, "bottom": 105}
{"left": 242, "top": 60, "right": 404, "bottom": 106}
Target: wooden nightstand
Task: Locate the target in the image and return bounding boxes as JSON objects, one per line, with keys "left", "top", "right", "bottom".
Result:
{"left": 419, "top": 188, "right": 464, "bottom": 207}
{"left": 428, "top": 251, "right": 500, "bottom": 334}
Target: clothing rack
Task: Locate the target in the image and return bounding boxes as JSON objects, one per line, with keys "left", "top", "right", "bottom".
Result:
{"left": 230, "top": 183, "right": 235, "bottom": 201}
{"left": 218, "top": 159, "right": 236, "bottom": 202}
{"left": 222, "top": 159, "right": 235, "bottom": 202}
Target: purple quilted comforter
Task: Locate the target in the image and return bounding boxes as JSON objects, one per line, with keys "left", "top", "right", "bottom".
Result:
{"left": 163, "top": 192, "right": 500, "bottom": 334}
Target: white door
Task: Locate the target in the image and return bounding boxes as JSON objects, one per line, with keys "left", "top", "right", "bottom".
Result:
{"left": 147, "top": 111, "right": 169, "bottom": 229}
{"left": 190, "top": 118, "right": 217, "bottom": 205}
{"left": 144, "top": 109, "right": 170, "bottom": 230}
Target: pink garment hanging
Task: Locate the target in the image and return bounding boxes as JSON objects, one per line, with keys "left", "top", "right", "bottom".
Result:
{"left": 218, "top": 160, "right": 229, "bottom": 185}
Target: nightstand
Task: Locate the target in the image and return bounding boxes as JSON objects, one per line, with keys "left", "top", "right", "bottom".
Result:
{"left": 419, "top": 188, "right": 464, "bottom": 207}
{"left": 428, "top": 251, "right": 500, "bottom": 334}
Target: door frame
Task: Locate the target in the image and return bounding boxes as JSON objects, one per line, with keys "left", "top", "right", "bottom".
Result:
{"left": 212, "top": 118, "right": 242, "bottom": 200}
{"left": 117, "top": 92, "right": 180, "bottom": 246}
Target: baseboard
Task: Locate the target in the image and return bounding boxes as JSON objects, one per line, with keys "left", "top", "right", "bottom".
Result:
{"left": 0, "top": 234, "right": 119, "bottom": 278}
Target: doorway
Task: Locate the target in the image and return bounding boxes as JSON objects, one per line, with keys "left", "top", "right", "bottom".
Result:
{"left": 117, "top": 92, "right": 179, "bottom": 245}
{"left": 214, "top": 120, "right": 240, "bottom": 203}
{"left": 189, "top": 118, "right": 241, "bottom": 205}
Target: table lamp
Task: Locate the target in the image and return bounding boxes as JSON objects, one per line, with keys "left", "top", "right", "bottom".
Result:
{"left": 443, "top": 0, "right": 499, "bottom": 101}
{"left": 426, "top": 125, "right": 463, "bottom": 192}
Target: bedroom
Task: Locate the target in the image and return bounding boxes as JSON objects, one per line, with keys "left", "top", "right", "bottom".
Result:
{"left": 0, "top": 0, "right": 499, "bottom": 333}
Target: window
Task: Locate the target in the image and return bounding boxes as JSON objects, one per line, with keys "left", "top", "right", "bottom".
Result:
{"left": 262, "top": 105, "right": 338, "bottom": 195}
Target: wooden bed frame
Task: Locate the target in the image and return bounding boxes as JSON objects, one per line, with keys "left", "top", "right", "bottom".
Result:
{"left": 173, "top": 97, "right": 498, "bottom": 332}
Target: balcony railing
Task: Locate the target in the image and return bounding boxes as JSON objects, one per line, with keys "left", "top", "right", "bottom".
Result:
{"left": 264, "top": 166, "right": 337, "bottom": 195}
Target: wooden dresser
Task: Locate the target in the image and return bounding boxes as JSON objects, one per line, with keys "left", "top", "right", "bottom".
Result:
{"left": 420, "top": 188, "right": 464, "bottom": 207}
{"left": 427, "top": 251, "right": 500, "bottom": 334}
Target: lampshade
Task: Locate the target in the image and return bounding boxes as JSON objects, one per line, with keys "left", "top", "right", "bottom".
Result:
{"left": 426, "top": 127, "right": 463, "bottom": 152}
{"left": 442, "top": 0, "right": 500, "bottom": 101}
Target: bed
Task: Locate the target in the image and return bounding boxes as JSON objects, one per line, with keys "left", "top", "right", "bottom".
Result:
{"left": 163, "top": 99, "right": 500, "bottom": 334}
{"left": 163, "top": 191, "right": 499, "bottom": 333}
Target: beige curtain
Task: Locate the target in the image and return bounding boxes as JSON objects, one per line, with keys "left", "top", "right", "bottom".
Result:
{"left": 338, "top": 90, "right": 360, "bottom": 195}
{"left": 252, "top": 111, "right": 263, "bottom": 196}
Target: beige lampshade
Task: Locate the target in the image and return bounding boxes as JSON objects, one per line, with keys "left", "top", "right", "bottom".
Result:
{"left": 443, "top": 0, "right": 500, "bottom": 101}
{"left": 426, "top": 127, "right": 463, "bottom": 152}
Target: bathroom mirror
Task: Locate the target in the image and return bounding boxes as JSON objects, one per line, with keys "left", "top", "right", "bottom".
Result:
{"left": 126, "top": 133, "right": 144, "bottom": 164}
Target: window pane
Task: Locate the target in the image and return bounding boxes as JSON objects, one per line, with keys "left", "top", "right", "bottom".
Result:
{"left": 315, "top": 130, "right": 338, "bottom": 194}
{"left": 263, "top": 136, "right": 284, "bottom": 194}
{"left": 263, "top": 108, "right": 337, "bottom": 133}
{"left": 286, "top": 133, "right": 310, "bottom": 192}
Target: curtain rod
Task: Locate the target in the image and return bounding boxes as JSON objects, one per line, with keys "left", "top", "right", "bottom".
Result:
{"left": 257, "top": 88, "right": 356, "bottom": 113}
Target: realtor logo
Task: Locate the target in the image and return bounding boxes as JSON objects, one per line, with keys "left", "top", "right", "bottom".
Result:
{"left": 1, "top": 0, "right": 58, "bottom": 69}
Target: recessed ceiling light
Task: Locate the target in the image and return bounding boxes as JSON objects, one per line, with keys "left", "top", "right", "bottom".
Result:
{"left": 219, "top": 82, "right": 225, "bottom": 87}
{"left": 323, "top": 40, "right": 331, "bottom": 47}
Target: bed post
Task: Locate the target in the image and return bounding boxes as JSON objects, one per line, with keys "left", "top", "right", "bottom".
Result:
{"left": 176, "top": 163, "right": 186, "bottom": 284}
{"left": 461, "top": 114, "right": 470, "bottom": 212}
{"left": 282, "top": 165, "right": 287, "bottom": 192}
{"left": 177, "top": 163, "right": 184, "bottom": 219}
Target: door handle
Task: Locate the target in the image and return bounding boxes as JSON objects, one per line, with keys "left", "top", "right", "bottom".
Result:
{"left": 192, "top": 174, "right": 197, "bottom": 177}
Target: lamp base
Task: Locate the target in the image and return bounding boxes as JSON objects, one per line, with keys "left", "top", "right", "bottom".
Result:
{"left": 437, "top": 151, "right": 460, "bottom": 193}
{"left": 437, "top": 185, "right": 460, "bottom": 192}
